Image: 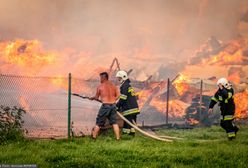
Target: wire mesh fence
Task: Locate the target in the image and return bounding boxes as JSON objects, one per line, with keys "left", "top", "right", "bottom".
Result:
{"left": 0, "top": 73, "right": 216, "bottom": 138}
{"left": 0, "top": 73, "right": 105, "bottom": 139}
{"left": 0, "top": 74, "right": 68, "bottom": 138}
{"left": 1, "top": 73, "right": 246, "bottom": 138}
{"left": 70, "top": 77, "right": 101, "bottom": 137}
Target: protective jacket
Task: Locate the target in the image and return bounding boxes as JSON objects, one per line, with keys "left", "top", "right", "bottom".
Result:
{"left": 116, "top": 79, "right": 140, "bottom": 116}
{"left": 209, "top": 87, "right": 235, "bottom": 117}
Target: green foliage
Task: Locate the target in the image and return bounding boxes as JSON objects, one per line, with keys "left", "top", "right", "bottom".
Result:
{"left": 0, "top": 105, "right": 26, "bottom": 143}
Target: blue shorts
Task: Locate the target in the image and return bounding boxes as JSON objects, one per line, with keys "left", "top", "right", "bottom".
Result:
{"left": 96, "top": 104, "right": 117, "bottom": 127}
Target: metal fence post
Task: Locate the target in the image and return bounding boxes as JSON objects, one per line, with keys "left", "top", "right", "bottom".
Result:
{"left": 199, "top": 79, "right": 203, "bottom": 122}
{"left": 68, "top": 73, "right": 72, "bottom": 139}
{"left": 166, "top": 78, "right": 170, "bottom": 124}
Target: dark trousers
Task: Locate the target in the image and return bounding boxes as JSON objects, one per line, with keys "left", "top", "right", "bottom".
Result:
{"left": 122, "top": 114, "right": 137, "bottom": 134}
{"left": 220, "top": 118, "right": 239, "bottom": 138}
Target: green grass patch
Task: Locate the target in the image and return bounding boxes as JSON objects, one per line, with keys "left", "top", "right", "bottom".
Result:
{"left": 0, "top": 125, "right": 248, "bottom": 168}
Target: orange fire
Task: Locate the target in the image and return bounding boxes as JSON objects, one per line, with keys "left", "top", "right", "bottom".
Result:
{"left": 150, "top": 97, "right": 165, "bottom": 112}
{"left": 234, "top": 89, "right": 248, "bottom": 119}
{"left": 0, "top": 39, "right": 89, "bottom": 93}
{"left": 0, "top": 39, "right": 56, "bottom": 75}
{"left": 182, "top": 37, "right": 248, "bottom": 120}
{"left": 227, "top": 72, "right": 241, "bottom": 85}
{"left": 186, "top": 118, "right": 199, "bottom": 125}
{"left": 137, "top": 83, "right": 190, "bottom": 119}
{"left": 136, "top": 75, "right": 192, "bottom": 120}
{"left": 204, "top": 50, "right": 243, "bottom": 65}
{"left": 200, "top": 39, "right": 245, "bottom": 66}
{"left": 173, "top": 74, "right": 190, "bottom": 96}
{"left": 50, "top": 76, "right": 68, "bottom": 91}
{"left": 51, "top": 76, "right": 96, "bottom": 95}
{"left": 137, "top": 90, "right": 153, "bottom": 108}
{"left": 150, "top": 98, "right": 189, "bottom": 118}
{"left": 168, "top": 100, "right": 189, "bottom": 118}
{"left": 1, "top": 37, "right": 247, "bottom": 124}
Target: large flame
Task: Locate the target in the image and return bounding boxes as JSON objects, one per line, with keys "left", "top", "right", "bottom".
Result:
{"left": 234, "top": 88, "right": 248, "bottom": 119}
{"left": 173, "top": 74, "right": 190, "bottom": 96}
{"left": 203, "top": 50, "right": 243, "bottom": 66}
{"left": 0, "top": 39, "right": 56, "bottom": 75}
{"left": 0, "top": 39, "right": 97, "bottom": 93}
{"left": 200, "top": 39, "right": 247, "bottom": 66}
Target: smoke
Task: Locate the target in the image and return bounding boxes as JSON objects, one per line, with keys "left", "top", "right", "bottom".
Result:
{"left": 0, "top": 0, "right": 248, "bottom": 78}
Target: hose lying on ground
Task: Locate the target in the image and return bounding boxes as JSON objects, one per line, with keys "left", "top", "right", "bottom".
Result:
{"left": 131, "top": 120, "right": 183, "bottom": 140}
{"left": 116, "top": 111, "right": 172, "bottom": 142}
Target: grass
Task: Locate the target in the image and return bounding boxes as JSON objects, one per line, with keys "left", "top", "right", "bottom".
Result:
{"left": 0, "top": 125, "right": 248, "bottom": 168}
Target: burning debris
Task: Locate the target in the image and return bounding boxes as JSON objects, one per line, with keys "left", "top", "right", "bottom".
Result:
{"left": 134, "top": 36, "right": 248, "bottom": 125}
{"left": 189, "top": 37, "right": 248, "bottom": 66}
{"left": 189, "top": 36, "right": 223, "bottom": 65}
{"left": 185, "top": 95, "right": 212, "bottom": 126}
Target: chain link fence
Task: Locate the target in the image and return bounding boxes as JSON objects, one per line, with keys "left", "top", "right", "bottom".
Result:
{"left": 70, "top": 77, "right": 100, "bottom": 137}
{"left": 0, "top": 74, "right": 68, "bottom": 138}
{"left": 0, "top": 74, "right": 109, "bottom": 139}
{"left": 1, "top": 73, "right": 246, "bottom": 138}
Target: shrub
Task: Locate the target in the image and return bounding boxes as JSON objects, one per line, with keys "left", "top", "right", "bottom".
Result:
{"left": 0, "top": 105, "right": 26, "bottom": 143}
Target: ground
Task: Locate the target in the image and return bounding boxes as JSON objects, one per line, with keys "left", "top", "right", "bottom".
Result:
{"left": 0, "top": 125, "right": 248, "bottom": 168}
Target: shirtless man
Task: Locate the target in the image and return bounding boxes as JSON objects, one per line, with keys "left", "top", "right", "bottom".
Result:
{"left": 90, "top": 72, "right": 120, "bottom": 140}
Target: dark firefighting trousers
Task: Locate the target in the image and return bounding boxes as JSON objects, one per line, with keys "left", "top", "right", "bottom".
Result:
{"left": 122, "top": 114, "right": 137, "bottom": 135}
{"left": 220, "top": 115, "right": 239, "bottom": 139}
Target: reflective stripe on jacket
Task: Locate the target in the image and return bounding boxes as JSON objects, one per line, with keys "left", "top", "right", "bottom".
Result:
{"left": 209, "top": 88, "right": 235, "bottom": 116}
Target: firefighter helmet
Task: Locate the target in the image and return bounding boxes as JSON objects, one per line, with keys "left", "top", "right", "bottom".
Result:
{"left": 116, "top": 70, "right": 128, "bottom": 84}
{"left": 217, "top": 78, "right": 229, "bottom": 88}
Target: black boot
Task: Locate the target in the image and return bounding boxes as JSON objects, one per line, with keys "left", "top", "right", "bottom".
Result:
{"left": 129, "top": 132, "right": 135, "bottom": 136}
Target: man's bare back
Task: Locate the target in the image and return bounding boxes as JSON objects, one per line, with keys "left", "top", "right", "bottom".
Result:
{"left": 97, "top": 81, "right": 119, "bottom": 104}
{"left": 91, "top": 72, "right": 120, "bottom": 140}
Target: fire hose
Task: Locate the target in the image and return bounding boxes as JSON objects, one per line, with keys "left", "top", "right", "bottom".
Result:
{"left": 72, "top": 93, "right": 183, "bottom": 142}
{"left": 117, "top": 111, "right": 172, "bottom": 142}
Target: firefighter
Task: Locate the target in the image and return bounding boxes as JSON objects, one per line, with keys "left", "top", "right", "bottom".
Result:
{"left": 116, "top": 70, "right": 140, "bottom": 136}
{"left": 208, "top": 78, "right": 239, "bottom": 140}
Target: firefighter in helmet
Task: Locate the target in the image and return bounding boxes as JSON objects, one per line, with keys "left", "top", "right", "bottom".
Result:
{"left": 116, "top": 70, "right": 140, "bottom": 136}
{"left": 208, "top": 77, "right": 239, "bottom": 140}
